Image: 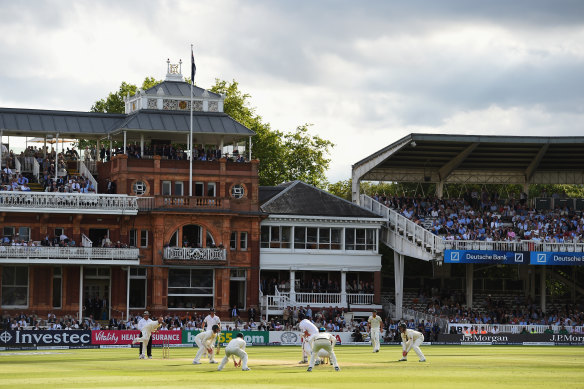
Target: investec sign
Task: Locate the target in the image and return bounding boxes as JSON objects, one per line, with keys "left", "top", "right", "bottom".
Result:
{"left": 445, "top": 250, "right": 528, "bottom": 264}
{"left": 0, "top": 330, "right": 91, "bottom": 346}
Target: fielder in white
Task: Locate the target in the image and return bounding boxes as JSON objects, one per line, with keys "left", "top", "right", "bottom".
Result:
{"left": 132, "top": 316, "right": 164, "bottom": 359}
{"left": 367, "top": 309, "right": 383, "bottom": 353}
{"left": 203, "top": 308, "right": 221, "bottom": 354}
{"left": 398, "top": 323, "right": 426, "bottom": 362}
{"left": 307, "top": 328, "right": 340, "bottom": 372}
{"left": 193, "top": 324, "right": 220, "bottom": 364}
{"left": 217, "top": 332, "right": 251, "bottom": 371}
{"left": 298, "top": 318, "right": 319, "bottom": 364}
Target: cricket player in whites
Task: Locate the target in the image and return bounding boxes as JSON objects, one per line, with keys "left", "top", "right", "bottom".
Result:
{"left": 298, "top": 318, "right": 319, "bottom": 364}
{"left": 398, "top": 323, "right": 426, "bottom": 362}
{"left": 193, "top": 324, "right": 221, "bottom": 364}
{"left": 217, "top": 332, "right": 251, "bottom": 371}
{"left": 132, "top": 316, "right": 165, "bottom": 359}
{"left": 203, "top": 308, "right": 221, "bottom": 354}
{"left": 367, "top": 309, "right": 383, "bottom": 353}
{"left": 307, "top": 327, "right": 340, "bottom": 372}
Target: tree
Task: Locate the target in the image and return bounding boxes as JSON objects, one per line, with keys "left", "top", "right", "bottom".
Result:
{"left": 210, "top": 79, "right": 334, "bottom": 187}
{"left": 91, "top": 77, "right": 162, "bottom": 114}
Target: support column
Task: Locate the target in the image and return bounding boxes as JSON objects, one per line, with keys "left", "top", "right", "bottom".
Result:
{"left": 140, "top": 134, "right": 144, "bottom": 157}
{"left": 123, "top": 131, "right": 127, "bottom": 155}
{"left": 466, "top": 263, "right": 473, "bottom": 308}
{"left": 540, "top": 266, "right": 546, "bottom": 313}
{"left": 340, "top": 269, "right": 347, "bottom": 307}
{"left": 436, "top": 181, "right": 444, "bottom": 199}
{"left": 96, "top": 139, "right": 101, "bottom": 162}
{"left": 289, "top": 269, "right": 296, "bottom": 305}
{"left": 394, "top": 251, "right": 404, "bottom": 319}
{"left": 530, "top": 268, "right": 536, "bottom": 301}
{"left": 126, "top": 266, "right": 131, "bottom": 321}
{"left": 0, "top": 129, "right": 3, "bottom": 169}
{"left": 352, "top": 178, "right": 361, "bottom": 204}
{"left": 79, "top": 265, "right": 84, "bottom": 321}
{"left": 55, "top": 132, "right": 59, "bottom": 179}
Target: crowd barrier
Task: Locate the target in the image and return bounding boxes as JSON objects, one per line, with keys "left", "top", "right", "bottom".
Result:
{"left": 0, "top": 329, "right": 583, "bottom": 350}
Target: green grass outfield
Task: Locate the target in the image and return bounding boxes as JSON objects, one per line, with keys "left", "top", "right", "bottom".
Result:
{"left": 1, "top": 345, "right": 583, "bottom": 389}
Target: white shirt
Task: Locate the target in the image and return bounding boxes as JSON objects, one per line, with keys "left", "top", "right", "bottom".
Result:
{"left": 368, "top": 315, "right": 383, "bottom": 330}
{"left": 312, "top": 332, "right": 336, "bottom": 347}
{"left": 226, "top": 337, "right": 246, "bottom": 351}
{"left": 401, "top": 329, "right": 424, "bottom": 344}
{"left": 204, "top": 314, "right": 221, "bottom": 331}
{"left": 196, "top": 329, "right": 218, "bottom": 347}
{"left": 299, "top": 319, "right": 319, "bottom": 336}
{"left": 137, "top": 317, "right": 152, "bottom": 331}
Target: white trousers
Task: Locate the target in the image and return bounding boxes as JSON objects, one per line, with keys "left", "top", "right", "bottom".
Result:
{"left": 371, "top": 328, "right": 380, "bottom": 351}
{"left": 134, "top": 330, "right": 152, "bottom": 355}
{"left": 302, "top": 334, "right": 316, "bottom": 359}
{"left": 403, "top": 336, "right": 425, "bottom": 360}
{"left": 194, "top": 337, "right": 215, "bottom": 362}
{"left": 218, "top": 347, "right": 248, "bottom": 370}
{"left": 309, "top": 339, "right": 338, "bottom": 368}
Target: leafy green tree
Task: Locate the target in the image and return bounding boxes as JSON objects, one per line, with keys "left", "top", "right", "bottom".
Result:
{"left": 91, "top": 78, "right": 162, "bottom": 114}
{"left": 210, "top": 79, "right": 334, "bottom": 187}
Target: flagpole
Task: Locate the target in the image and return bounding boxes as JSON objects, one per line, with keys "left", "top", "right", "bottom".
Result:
{"left": 189, "top": 44, "right": 194, "bottom": 196}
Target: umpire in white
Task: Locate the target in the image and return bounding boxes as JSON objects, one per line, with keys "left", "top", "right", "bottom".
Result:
{"left": 137, "top": 311, "right": 153, "bottom": 359}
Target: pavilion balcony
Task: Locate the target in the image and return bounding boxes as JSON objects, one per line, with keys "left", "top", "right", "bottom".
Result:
{"left": 0, "top": 192, "right": 139, "bottom": 215}
{"left": 138, "top": 196, "right": 229, "bottom": 211}
{"left": 0, "top": 246, "right": 140, "bottom": 265}
{"left": 163, "top": 247, "right": 227, "bottom": 262}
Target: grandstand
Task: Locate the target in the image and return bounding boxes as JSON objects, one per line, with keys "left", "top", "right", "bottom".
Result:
{"left": 352, "top": 134, "right": 584, "bottom": 332}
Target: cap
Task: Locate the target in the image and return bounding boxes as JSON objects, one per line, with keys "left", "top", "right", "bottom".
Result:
{"left": 319, "top": 327, "right": 326, "bottom": 332}
{"left": 143, "top": 311, "right": 150, "bottom": 316}
{"left": 209, "top": 308, "right": 215, "bottom": 312}
{"left": 236, "top": 332, "right": 244, "bottom": 339}
{"left": 399, "top": 323, "right": 407, "bottom": 329}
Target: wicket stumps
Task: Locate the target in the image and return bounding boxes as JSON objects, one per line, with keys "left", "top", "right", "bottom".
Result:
{"left": 162, "top": 340, "right": 170, "bottom": 359}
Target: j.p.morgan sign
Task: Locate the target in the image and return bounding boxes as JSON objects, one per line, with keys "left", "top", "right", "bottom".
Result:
{"left": 0, "top": 330, "right": 91, "bottom": 346}
{"left": 437, "top": 333, "right": 584, "bottom": 345}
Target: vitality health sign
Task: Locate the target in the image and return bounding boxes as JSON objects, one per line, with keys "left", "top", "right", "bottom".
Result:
{"left": 445, "top": 250, "right": 528, "bottom": 264}
{"left": 530, "top": 252, "right": 584, "bottom": 266}
{"left": 92, "top": 330, "right": 182, "bottom": 345}
{"left": 182, "top": 330, "right": 269, "bottom": 345}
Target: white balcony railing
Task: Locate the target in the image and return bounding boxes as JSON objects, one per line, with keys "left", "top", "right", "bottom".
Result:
{"left": 163, "top": 247, "right": 227, "bottom": 261}
{"left": 0, "top": 246, "right": 139, "bottom": 260}
{"left": 0, "top": 192, "right": 138, "bottom": 214}
{"left": 347, "top": 293, "right": 374, "bottom": 305}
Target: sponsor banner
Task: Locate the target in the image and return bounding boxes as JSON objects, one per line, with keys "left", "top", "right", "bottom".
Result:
{"left": 91, "top": 330, "right": 182, "bottom": 345}
{"left": 530, "top": 251, "right": 584, "bottom": 266}
{"left": 100, "top": 345, "right": 131, "bottom": 349}
{"left": 268, "top": 331, "right": 352, "bottom": 345}
{"left": 0, "top": 330, "right": 91, "bottom": 347}
{"left": 182, "top": 330, "right": 269, "bottom": 345}
{"left": 445, "top": 250, "right": 528, "bottom": 264}
{"left": 437, "top": 334, "right": 584, "bottom": 345}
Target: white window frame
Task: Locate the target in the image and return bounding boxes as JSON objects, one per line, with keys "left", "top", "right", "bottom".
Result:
{"left": 1, "top": 266, "right": 29, "bottom": 308}
{"left": 207, "top": 182, "right": 216, "bottom": 197}
{"left": 129, "top": 268, "right": 147, "bottom": 309}
{"left": 240, "top": 232, "right": 248, "bottom": 251}
{"left": 174, "top": 181, "right": 184, "bottom": 196}
{"left": 140, "top": 230, "right": 148, "bottom": 248}
{"left": 162, "top": 180, "right": 172, "bottom": 196}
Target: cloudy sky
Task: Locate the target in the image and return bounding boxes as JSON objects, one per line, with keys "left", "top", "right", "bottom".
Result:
{"left": 0, "top": 0, "right": 583, "bottom": 182}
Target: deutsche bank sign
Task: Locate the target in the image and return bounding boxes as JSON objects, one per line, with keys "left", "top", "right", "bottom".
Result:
{"left": 530, "top": 252, "right": 584, "bottom": 266}
{"left": 445, "top": 250, "right": 529, "bottom": 264}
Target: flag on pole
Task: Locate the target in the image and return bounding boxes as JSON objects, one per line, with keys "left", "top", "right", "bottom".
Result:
{"left": 191, "top": 47, "right": 196, "bottom": 85}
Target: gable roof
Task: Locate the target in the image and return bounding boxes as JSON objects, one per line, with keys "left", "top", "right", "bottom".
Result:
{"left": 143, "top": 81, "right": 222, "bottom": 99}
{"left": 260, "top": 181, "right": 380, "bottom": 218}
